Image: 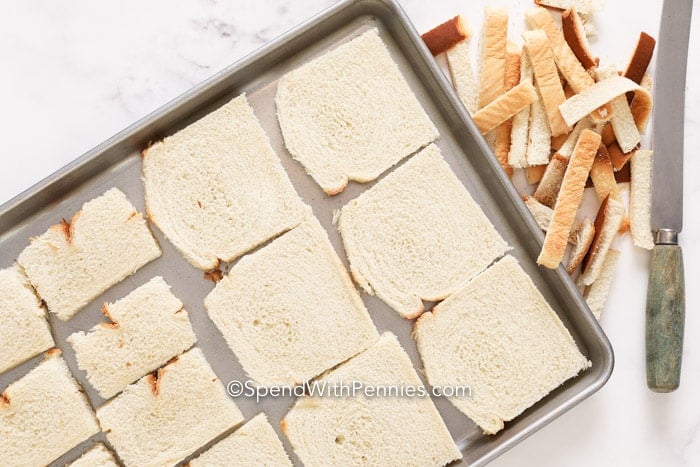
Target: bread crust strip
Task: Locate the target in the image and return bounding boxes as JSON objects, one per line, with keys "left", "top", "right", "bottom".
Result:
{"left": 523, "top": 29, "right": 570, "bottom": 136}
{"left": 537, "top": 128, "right": 600, "bottom": 268}
{"left": 472, "top": 81, "right": 539, "bottom": 134}
{"left": 562, "top": 7, "right": 598, "bottom": 70}
{"left": 630, "top": 149, "right": 654, "bottom": 250}
{"left": 580, "top": 195, "right": 625, "bottom": 285}
{"left": 422, "top": 15, "right": 471, "bottom": 56}
{"left": 479, "top": 8, "right": 508, "bottom": 108}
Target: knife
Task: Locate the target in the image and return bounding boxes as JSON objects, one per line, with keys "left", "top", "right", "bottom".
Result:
{"left": 646, "top": 0, "right": 693, "bottom": 392}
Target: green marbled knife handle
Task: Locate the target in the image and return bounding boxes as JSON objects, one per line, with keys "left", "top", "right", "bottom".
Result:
{"left": 646, "top": 243, "right": 685, "bottom": 392}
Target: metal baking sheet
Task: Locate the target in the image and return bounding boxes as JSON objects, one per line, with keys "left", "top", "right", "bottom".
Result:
{"left": 0, "top": 0, "right": 613, "bottom": 465}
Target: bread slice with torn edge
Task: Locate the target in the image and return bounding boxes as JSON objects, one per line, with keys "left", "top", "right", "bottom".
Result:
{"left": 478, "top": 7, "right": 508, "bottom": 109}
{"left": 522, "top": 195, "right": 582, "bottom": 244}
{"left": 338, "top": 144, "right": 510, "bottom": 319}
{"left": 190, "top": 413, "right": 292, "bottom": 467}
{"left": 276, "top": 29, "right": 438, "bottom": 195}
{"left": 558, "top": 76, "right": 652, "bottom": 128}
{"left": 509, "top": 50, "right": 533, "bottom": 168}
{"left": 447, "top": 40, "right": 478, "bottom": 115}
{"left": 562, "top": 6, "right": 598, "bottom": 70}
{"left": 414, "top": 255, "right": 590, "bottom": 435}
{"left": 0, "top": 265, "right": 54, "bottom": 374}
{"left": 580, "top": 195, "right": 626, "bottom": 286}
{"left": 68, "top": 276, "right": 197, "bottom": 399}
{"left": 630, "top": 149, "right": 654, "bottom": 250}
{"left": 67, "top": 444, "right": 118, "bottom": 467}
{"left": 17, "top": 188, "right": 161, "bottom": 320}
{"left": 523, "top": 29, "right": 570, "bottom": 136}
{"left": 422, "top": 15, "right": 470, "bottom": 56}
{"left": 143, "top": 94, "right": 307, "bottom": 270}
{"left": 97, "top": 347, "right": 244, "bottom": 467}
{"left": 1, "top": 351, "right": 100, "bottom": 466}
{"left": 567, "top": 217, "right": 596, "bottom": 274}
{"left": 596, "top": 66, "right": 641, "bottom": 153}
{"left": 282, "top": 332, "right": 462, "bottom": 466}
{"left": 205, "top": 216, "right": 378, "bottom": 386}
{"left": 538, "top": 129, "right": 600, "bottom": 268}
{"left": 472, "top": 81, "right": 539, "bottom": 134}
{"left": 584, "top": 249, "right": 621, "bottom": 319}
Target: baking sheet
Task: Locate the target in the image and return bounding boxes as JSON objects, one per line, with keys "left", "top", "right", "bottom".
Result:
{"left": 0, "top": 0, "right": 613, "bottom": 465}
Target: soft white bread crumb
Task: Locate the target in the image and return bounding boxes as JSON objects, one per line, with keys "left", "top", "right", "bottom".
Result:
{"left": 68, "top": 276, "right": 197, "bottom": 399}
{"left": 447, "top": 40, "right": 478, "bottom": 114}
{"left": 97, "top": 348, "right": 244, "bottom": 467}
{"left": 276, "top": 29, "right": 438, "bottom": 195}
{"left": 338, "top": 144, "right": 510, "bottom": 319}
{"left": 584, "top": 249, "right": 621, "bottom": 319}
{"left": 1, "top": 352, "right": 100, "bottom": 467}
{"left": 282, "top": 332, "right": 461, "bottom": 466}
{"left": 17, "top": 188, "right": 161, "bottom": 320}
{"left": 67, "top": 443, "right": 118, "bottom": 467}
{"left": 190, "top": 413, "right": 292, "bottom": 467}
{"left": 630, "top": 149, "right": 655, "bottom": 250}
{"left": 205, "top": 216, "right": 378, "bottom": 386}
{"left": 0, "top": 265, "right": 54, "bottom": 374}
{"left": 143, "top": 94, "right": 307, "bottom": 270}
{"left": 414, "top": 255, "right": 590, "bottom": 435}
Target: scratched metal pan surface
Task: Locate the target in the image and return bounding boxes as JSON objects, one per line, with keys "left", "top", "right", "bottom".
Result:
{"left": 0, "top": 0, "right": 613, "bottom": 465}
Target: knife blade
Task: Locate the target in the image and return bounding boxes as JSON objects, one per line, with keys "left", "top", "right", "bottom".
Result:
{"left": 646, "top": 0, "right": 693, "bottom": 393}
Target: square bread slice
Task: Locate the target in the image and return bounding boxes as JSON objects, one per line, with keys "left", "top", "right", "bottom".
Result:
{"left": 414, "top": 255, "right": 591, "bottom": 435}
{"left": 1, "top": 351, "right": 100, "bottom": 466}
{"left": 0, "top": 264, "right": 54, "bottom": 374}
{"left": 67, "top": 276, "right": 197, "bottom": 399}
{"left": 17, "top": 188, "right": 161, "bottom": 320}
{"left": 190, "top": 413, "right": 292, "bottom": 467}
{"left": 276, "top": 28, "right": 438, "bottom": 195}
{"left": 205, "top": 216, "right": 378, "bottom": 386}
{"left": 337, "top": 143, "right": 510, "bottom": 319}
{"left": 96, "top": 347, "right": 244, "bottom": 467}
{"left": 67, "top": 443, "right": 118, "bottom": 467}
{"left": 142, "top": 94, "right": 308, "bottom": 270}
{"left": 282, "top": 332, "right": 461, "bottom": 466}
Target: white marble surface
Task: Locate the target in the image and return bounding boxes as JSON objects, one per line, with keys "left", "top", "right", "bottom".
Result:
{"left": 1, "top": 0, "right": 698, "bottom": 465}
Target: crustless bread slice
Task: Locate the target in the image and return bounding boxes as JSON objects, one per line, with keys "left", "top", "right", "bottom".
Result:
{"left": 67, "top": 444, "right": 118, "bottom": 467}
{"left": 143, "top": 94, "right": 308, "bottom": 270}
{"left": 276, "top": 29, "right": 438, "bottom": 195}
{"left": 17, "top": 188, "right": 161, "bottom": 320}
{"left": 338, "top": 144, "right": 510, "bottom": 319}
{"left": 282, "top": 332, "right": 461, "bottom": 467}
{"left": 414, "top": 255, "right": 590, "bottom": 435}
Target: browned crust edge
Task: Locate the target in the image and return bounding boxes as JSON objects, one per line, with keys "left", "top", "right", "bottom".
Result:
{"left": 421, "top": 15, "right": 470, "bottom": 56}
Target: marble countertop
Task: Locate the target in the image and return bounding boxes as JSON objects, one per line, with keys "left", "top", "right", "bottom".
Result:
{"left": 1, "top": 0, "right": 698, "bottom": 465}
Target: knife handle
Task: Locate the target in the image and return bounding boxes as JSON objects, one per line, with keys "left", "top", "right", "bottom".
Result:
{"left": 646, "top": 235, "right": 685, "bottom": 392}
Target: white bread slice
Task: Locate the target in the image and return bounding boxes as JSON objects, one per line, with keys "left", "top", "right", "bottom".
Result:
{"left": 472, "top": 81, "right": 539, "bottom": 134}
{"left": 558, "top": 76, "right": 652, "bottom": 128}
{"left": 68, "top": 444, "right": 118, "bottom": 467}
{"left": 17, "top": 188, "right": 161, "bottom": 320}
{"left": 478, "top": 7, "right": 508, "bottom": 109}
{"left": 630, "top": 149, "right": 654, "bottom": 250}
{"left": 205, "top": 216, "right": 378, "bottom": 386}
{"left": 1, "top": 351, "right": 100, "bottom": 466}
{"left": 97, "top": 347, "right": 244, "bottom": 467}
{"left": 584, "top": 248, "right": 621, "bottom": 319}
{"left": 522, "top": 195, "right": 582, "bottom": 244}
{"left": 143, "top": 94, "right": 307, "bottom": 270}
{"left": 67, "top": 276, "right": 197, "bottom": 399}
{"left": 522, "top": 29, "right": 570, "bottom": 136}
{"left": 538, "top": 129, "right": 600, "bottom": 268}
{"left": 596, "top": 67, "right": 640, "bottom": 153}
{"left": 567, "top": 217, "right": 596, "bottom": 274}
{"left": 338, "top": 144, "right": 510, "bottom": 319}
{"left": 414, "top": 255, "right": 590, "bottom": 435}
{"left": 190, "top": 413, "right": 292, "bottom": 467}
{"left": 508, "top": 50, "right": 533, "bottom": 168}
{"left": 0, "top": 265, "right": 54, "bottom": 374}
{"left": 447, "top": 41, "right": 478, "bottom": 114}
{"left": 282, "top": 332, "right": 461, "bottom": 466}
{"left": 276, "top": 29, "right": 438, "bottom": 195}
{"left": 580, "top": 196, "right": 626, "bottom": 286}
